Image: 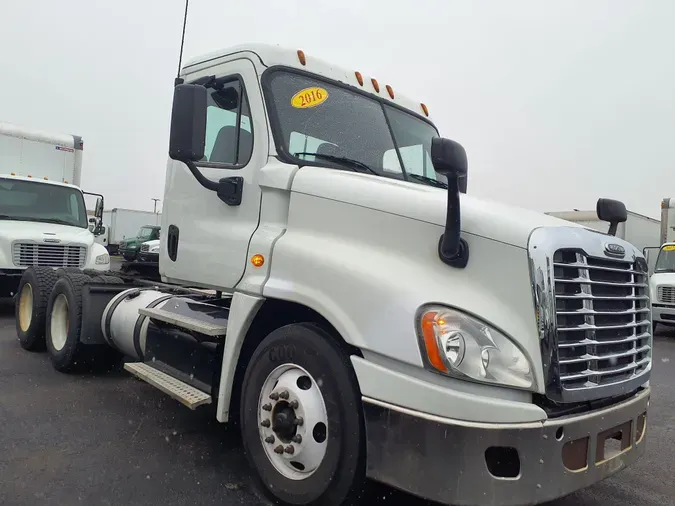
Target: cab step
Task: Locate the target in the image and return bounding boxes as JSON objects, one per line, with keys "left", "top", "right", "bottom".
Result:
{"left": 123, "top": 362, "right": 212, "bottom": 410}
{"left": 138, "top": 307, "right": 228, "bottom": 336}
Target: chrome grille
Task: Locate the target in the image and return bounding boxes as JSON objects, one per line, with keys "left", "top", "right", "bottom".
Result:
{"left": 657, "top": 285, "right": 675, "bottom": 304}
{"left": 553, "top": 250, "right": 651, "bottom": 392}
{"left": 12, "top": 242, "right": 86, "bottom": 268}
{"left": 140, "top": 243, "right": 150, "bottom": 252}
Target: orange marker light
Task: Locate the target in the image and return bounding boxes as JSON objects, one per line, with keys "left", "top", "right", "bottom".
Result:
{"left": 10, "top": 172, "right": 15, "bottom": 176}
{"left": 27, "top": 174, "right": 32, "bottom": 178}
{"left": 371, "top": 78, "right": 380, "bottom": 93}
{"left": 355, "top": 71, "right": 364, "bottom": 86}
{"left": 64, "top": 180, "right": 68, "bottom": 184}
{"left": 251, "top": 254, "right": 265, "bottom": 267}
{"left": 420, "top": 312, "right": 448, "bottom": 373}
{"left": 44, "top": 177, "right": 48, "bottom": 180}
{"left": 297, "top": 50, "right": 306, "bottom": 66}
{"left": 421, "top": 103, "right": 429, "bottom": 117}
{"left": 386, "top": 85, "right": 394, "bottom": 99}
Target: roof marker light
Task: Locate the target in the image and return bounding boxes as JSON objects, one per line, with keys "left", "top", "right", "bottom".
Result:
{"left": 297, "top": 50, "right": 306, "bottom": 66}
{"left": 386, "top": 85, "right": 395, "bottom": 99}
{"left": 371, "top": 78, "right": 380, "bottom": 93}
{"left": 355, "top": 71, "right": 364, "bottom": 86}
{"left": 421, "top": 103, "right": 429, "bottom": 117}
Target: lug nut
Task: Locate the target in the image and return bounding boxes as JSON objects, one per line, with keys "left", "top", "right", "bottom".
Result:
{"left": 289, "top": 400, "right": 299, "bottom": 409}
{"left": 293, "top": 417, "right": 304, "bottom": 426}
{"left": 261, "top": 419, "right": 271, "bottom": 428}
{"left": 292, "top": 435, "right": 302, "bottom": 443}
{"left": 273, "top": 445, "right": 284, "bottom": 454}
{"left": 269, "top": 392, "right": 279, "bottom": 400}
{"left": 284, "top": 445, "right": 295, "bottom": 455}
{"left": 279, "top": 390, "right": 290, "bottom": 400}
{"left": 262, "top": 403, "right": 272, "bottom": 411}
{"left": 265, "top": 435, "right": 275, "bottom": 444}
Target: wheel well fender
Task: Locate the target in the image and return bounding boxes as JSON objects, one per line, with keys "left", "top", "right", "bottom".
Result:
{"left": 215, "top": 295, "right": 360, "bottom": 423}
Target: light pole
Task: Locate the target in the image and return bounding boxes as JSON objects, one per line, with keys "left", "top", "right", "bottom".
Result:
{"left": 151, "top": 198, "right": 160, "bottom": 214}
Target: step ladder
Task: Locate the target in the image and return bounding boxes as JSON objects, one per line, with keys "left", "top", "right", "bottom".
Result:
{"left": 124, "top": 362, "right": 212, "bottom": 410}
{"left": 138, "top": 307, "right": 228, "bottom": 336}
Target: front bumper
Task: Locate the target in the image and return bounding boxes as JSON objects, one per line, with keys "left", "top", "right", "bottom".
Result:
{"left": 651, "top": 303, "right": 675, "bottom": 324}
{"left": 0, "top": 268, "right": 23, "bottom": 298}
{"left": 363, "top": 387, "right": 649, "bottom": 506}
{"left": 137, "top": 252, "right": 159, "bottom": 263}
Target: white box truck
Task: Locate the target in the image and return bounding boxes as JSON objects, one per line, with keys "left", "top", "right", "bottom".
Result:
{"left": 13, "top": 45, "right": 651, "bottom": 506}
{"left": 0, "top": 121, "right": 110, "bottom": 297}
{"left": 102, "top": 208, "right": 162, "bottom": 256}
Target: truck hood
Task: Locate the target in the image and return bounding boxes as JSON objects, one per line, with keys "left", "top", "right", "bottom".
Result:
{"left": 650, "top": 272, "right": 675, "bottom": 286}
{"left": 291, "top": 167, "right": 583, "bottom": 248}
{"left": 0, "top": 220, "right": 93, "bottom": 260}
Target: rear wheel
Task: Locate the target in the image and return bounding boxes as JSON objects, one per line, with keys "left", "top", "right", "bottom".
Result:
{"left": 240, "top": 323, "right": 366, "bottom": 505}
{"left": 15, "top": 267, "right": 58, "bottom": 351}
{"left": 46, "top": 274, "right": 121, "bottom": 372}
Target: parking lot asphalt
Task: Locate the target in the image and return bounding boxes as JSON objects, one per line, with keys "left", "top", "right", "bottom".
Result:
{"left": 0, "top": 295, "right": 673, "bottom": 506}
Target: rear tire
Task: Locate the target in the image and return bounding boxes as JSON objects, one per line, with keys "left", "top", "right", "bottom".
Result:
{"left": 240, "top": 323, "right": 366, "bottom": 506}
{"left": 45, "top": 274, "right": 122, "bottom": 373}
{"left": 15, "top": 267, "right": 58, "bottom": 351}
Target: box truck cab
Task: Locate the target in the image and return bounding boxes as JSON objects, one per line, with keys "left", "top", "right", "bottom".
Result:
{"left": 649, "top": 242, "right": 675, "bottom": 330}
{"left": 0, "top": 122, "right": 110, "bottom": 297}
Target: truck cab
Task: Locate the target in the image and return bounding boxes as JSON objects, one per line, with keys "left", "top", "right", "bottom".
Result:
{"left": 0, "top": 175, "right": 110, "bottom": 297}
{"left": 14, "top": 44, "right": 653, "bottom": 506}
{"left": 118, "top": 225, "right": 161, "bottom": 261}
{"left": 649, "top": 242, "right": 675, "bottom": 330}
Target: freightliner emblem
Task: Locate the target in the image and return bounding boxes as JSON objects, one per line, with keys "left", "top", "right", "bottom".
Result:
{"left": 604, "top": 242, "right": 625, "bottom": 258}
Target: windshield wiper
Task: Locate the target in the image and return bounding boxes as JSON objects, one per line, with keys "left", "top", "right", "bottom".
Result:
{"left": 406, "top": 173, "right": 448, "bottom": 189}
{"left": 294, "top": 152, "right": 378, "bottom": 176}
{"left": 0, "top": 214, "right": 27, "bottom": 221}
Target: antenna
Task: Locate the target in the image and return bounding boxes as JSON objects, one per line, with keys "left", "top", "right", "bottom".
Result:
{"left": 175, "top": 0, "right": 189, "bottom": 86}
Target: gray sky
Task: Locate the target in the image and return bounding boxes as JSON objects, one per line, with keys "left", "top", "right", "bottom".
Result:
{"left": 1, "top": 0, "right": 673, "bottom": 218}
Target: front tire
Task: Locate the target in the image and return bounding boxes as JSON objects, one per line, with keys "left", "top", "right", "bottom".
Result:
{"left": 240, "top": 323, "right": 366, "bottom": 505}
{"left": 15, "top": 267, "right": 58, "bottom": 351}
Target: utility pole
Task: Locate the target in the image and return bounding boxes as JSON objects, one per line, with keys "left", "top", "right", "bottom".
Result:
{"left": 151, "top": 198, "right": 160, "bottom": 214}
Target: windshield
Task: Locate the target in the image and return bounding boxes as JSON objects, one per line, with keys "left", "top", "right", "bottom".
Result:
{"left": 655, "top": 245, "right": 675, "bottom": 272}
{"left": 263, "top": 69, "right": 445, "bottom": 187}
{"left": 0, "top": 178, "right": 88, "bottom": 228}
{"left": 138, "top": 227, "right": 156, "bottom": 239}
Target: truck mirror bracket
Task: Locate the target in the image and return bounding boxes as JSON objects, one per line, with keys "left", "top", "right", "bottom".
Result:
{"left": 217, "top": 177, "right": 244, "bottom": 206}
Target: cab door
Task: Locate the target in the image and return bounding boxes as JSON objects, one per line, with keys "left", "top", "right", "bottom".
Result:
{"left": 160, "top": 56, "right": 268, "bottom": 290}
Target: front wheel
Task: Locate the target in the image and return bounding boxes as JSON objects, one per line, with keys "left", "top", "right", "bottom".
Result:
{"left": 240, "top": 323, "right": 366, "bottom": 505}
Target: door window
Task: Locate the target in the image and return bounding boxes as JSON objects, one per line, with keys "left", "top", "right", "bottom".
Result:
{"left": 200, "top": 78, "right": 254, "bottom": 167}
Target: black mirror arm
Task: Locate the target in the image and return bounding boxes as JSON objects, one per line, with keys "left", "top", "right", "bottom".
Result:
{"left": 438, "top": 176, "right": 469, "bottom": 268}
{"left": 183, "top": 160, "right": 243, "bottom": 207}
{"left": 607, "top": 222, "right": 618, "bottom": 236}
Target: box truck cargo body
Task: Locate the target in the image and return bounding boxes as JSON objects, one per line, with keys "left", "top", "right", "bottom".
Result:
{"left": 105, "top": 208, "right": 161, "bottom": 255}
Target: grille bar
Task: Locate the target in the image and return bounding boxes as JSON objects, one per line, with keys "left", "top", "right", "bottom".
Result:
{"left": 555, "top": 294, "right": 649, "bottom": 301}
{"left": 559, "top": 344, "right": 651, "bottom": 365}
{"left": 555, "top": 278, "right": 647, "bottom": 288}
{"left": 553, "top": 262, "right": 644, "bottom": 275}
{"left": 557, "top": 331, "right": 650, "bottom": 348}
{"left": 657, "top": 285, "right": 675, "bottom": 304}
{"left": 12, "top": 242, "right": 86, "bottom": 268}
{"left": 556, "top": 307, "right": 649, "bottom": 316}
{"left": 558, "top": 321, "right": 650, "bottom": 332}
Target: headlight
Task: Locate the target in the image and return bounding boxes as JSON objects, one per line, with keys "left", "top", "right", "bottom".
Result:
{"left": 417, "top": 306, "right": 534, "bottom": 390}
{"left": 150, "top": 246, "right": 160, "bottom": 253}
{"left": 95, "top": 253, "right": 110, "bottom": 265}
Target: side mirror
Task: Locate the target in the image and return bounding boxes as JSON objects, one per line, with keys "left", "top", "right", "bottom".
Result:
{"left": 94, "top": 197, "right": 104, "bottom": 218}
{"left": 596, "top": 198, "right": 627, "bottom": 236}
{"left": 431, "top": 137, "right": 469, "bottom": 268}
{"left": 169, "top": 84, "right": 207, "bottom": 162}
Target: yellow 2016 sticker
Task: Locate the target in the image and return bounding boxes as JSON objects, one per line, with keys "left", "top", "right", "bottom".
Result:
{"left": 291, "top": 87, "right": 329, "bottom": 109}
{"left": 663, "top": 245, "right": 675, "bottom": 251}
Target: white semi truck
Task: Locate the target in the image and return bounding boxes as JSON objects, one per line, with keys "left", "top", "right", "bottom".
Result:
{"left": 14, "top": 45, "right": 651, "bottom": 506}
{"left": 0, "top": 122, "right": 110, "bottom": 298}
